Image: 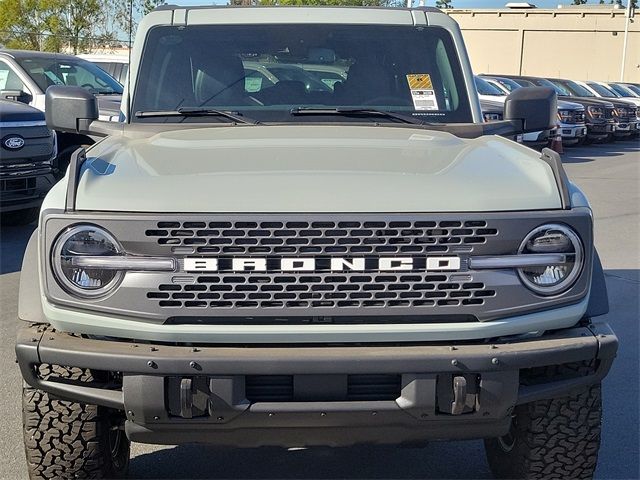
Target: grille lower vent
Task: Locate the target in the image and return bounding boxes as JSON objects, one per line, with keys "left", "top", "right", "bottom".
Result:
{"left": 145, "top": 220, "right": 498, "bottom": 255}
{"left": 148, "top": 274, "right": 496, "bottom": 310}
{"left": 244, "top": 374, "right": 401, "bottom": 402}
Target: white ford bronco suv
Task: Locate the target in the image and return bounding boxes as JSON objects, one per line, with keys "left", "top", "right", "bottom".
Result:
{"left": 16, "top": 5, "right": 617, "bottom": 479}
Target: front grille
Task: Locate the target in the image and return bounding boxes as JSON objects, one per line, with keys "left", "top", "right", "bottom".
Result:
{"left": 572, "top": 111, "right": 586, "bottom": 123}
{"left": 145, "top": 220, "right": 498, "bottom": 255}
{"left": 149, "top": 274, "right": 496, "bottom": 310}
{"left": 244, "top": 374, "right": 401, "bottom": 402}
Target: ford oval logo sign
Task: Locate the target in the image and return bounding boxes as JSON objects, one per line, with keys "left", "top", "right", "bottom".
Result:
{"left": 2, "top": 135, "right": 25, "bottom": 150}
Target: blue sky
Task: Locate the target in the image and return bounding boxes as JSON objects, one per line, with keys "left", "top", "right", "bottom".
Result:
{"left": 169, "top": 0, "right": 622, "bottom": 8}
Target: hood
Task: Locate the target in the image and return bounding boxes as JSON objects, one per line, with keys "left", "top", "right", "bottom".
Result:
{"left": 0, "top": 99, "right": 45, "bottom": 122}
{"left": 557, "top": 99, "right": 584, "bottom": 111}
{"left": 76, "top": 125, "right": 562, "bottom": 213}
{"left": 559, "top": 96, "right": 615, "bottom": 108}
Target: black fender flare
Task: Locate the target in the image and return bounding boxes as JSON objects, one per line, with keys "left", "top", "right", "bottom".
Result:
{"left": 18, "top": 230, "right": 47, "bottom": 324}
{"left": 586, "top": 248, "right": 609, "bottom": 318}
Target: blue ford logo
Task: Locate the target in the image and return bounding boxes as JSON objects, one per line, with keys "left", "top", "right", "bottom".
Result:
{"left": 2, "top": 135, "right": 25, "bottom": 150}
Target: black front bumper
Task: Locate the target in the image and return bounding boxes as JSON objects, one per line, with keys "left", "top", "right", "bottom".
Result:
{"left": 16, "top": 322, "right": 617, "bottom": 447}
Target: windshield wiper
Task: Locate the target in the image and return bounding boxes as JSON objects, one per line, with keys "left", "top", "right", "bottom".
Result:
{"left": 134, "top": 107, "right": 260, "bottom": 124}
{"left": 289, "top": 107, "right": 429, "bottom": 125}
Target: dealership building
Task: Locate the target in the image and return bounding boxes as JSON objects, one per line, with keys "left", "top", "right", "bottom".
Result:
{"left": 445, "top": 4, "right": 639, "bottom": 82}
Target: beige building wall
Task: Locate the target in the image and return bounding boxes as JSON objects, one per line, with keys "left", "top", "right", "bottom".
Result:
{"left": 446, "top": 7, "right": 640, "bottom": 82}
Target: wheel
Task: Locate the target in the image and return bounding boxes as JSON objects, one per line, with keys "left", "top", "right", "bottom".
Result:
{"left": 484, "top": 383, "right": 601, "bottom": 479}
{"left": 22, "top": 365, "right": 130, "bottom": 479}
{"left": 1, "top": 207, "right": 39, "bottom": 226}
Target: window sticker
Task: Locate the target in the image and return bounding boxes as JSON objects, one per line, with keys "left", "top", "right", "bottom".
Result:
{"left": 406, "top": 74, "right": 439, "bottom": 111}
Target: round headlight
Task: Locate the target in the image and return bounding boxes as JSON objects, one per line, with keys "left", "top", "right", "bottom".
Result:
{"left": 517, "top": 224, "right": 583, "bottom": 296}
{"left": 52, "top": 225, "right": 124, "bottom": 297}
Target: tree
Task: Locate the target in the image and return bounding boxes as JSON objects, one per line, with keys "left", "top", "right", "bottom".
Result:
{"left": 435, "top": 0, "right": 453, "bottom": 8}
{"left": 572, "top": 0, "right": 587, "bottom": 4}
{"left": 0, "top": 0, "right": 62, "bottom": 51}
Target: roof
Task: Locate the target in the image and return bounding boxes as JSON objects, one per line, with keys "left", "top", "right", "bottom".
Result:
{"left": 0, "top": 49, "right": 79, "bottom": 60}
{"left": 154, "top": 4, "right": 441, "bottom": 13}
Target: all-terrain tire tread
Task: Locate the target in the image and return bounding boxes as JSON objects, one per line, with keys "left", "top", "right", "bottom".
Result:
{"left": 22, "top": 365, "right": 126, "bottom": 480}
{"left": 485, "top": 382, "right": 602, "bottom": 480}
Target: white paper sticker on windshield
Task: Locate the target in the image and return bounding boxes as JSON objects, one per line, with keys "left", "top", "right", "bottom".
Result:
{"left": 406, "top": 74, "right": 439, "bottom": 111}
{"left": 0, "top": 70, "right": 8, "bottom": 90}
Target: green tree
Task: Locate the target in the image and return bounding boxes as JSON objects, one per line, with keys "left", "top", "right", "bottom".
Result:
{"left": 0, "top": 0, "right": 62, "bottom": 50}
{"left": 572, "top": 0, "right": 587, "bottom": 4}
{"left": 435, "top": 0, "right": 453, "bottom": 8}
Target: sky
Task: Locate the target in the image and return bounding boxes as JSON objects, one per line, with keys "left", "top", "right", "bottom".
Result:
{"left": 168, "top": 0, "right": 626, "bottom": 8}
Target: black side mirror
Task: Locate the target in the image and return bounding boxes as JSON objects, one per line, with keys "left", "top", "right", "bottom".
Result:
{"left": 504, "top": 87, "right": 557, "bottom": 133}
{"left": 1, "top": 89, "right": 32, "bottom": 104}
{"left": 45, "top": 85, "right": 98, "bottom": 134}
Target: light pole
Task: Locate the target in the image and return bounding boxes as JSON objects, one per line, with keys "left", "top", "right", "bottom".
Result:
{"left": 620, "top": 1, "right": 634, "bottom": 81}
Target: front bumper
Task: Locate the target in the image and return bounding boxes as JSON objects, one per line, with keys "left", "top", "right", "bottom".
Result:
{"left": 558, "top": 123, "right": 587, "bottom": 142}
{"left": 16, "top": 322, "right": 617, "bottom": 447}
{"left": 587, "top": 121, "right": 614, "bottom": 137}
{"left": 0, "top": 172, "right": 55, "bottom": 212}
{"left": 613, "top": 120, "right": 638, "bottom": 135}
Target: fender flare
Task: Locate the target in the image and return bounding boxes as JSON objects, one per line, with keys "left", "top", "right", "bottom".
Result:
{"left": 586, "top": 248, "right": 609, "bottom": 318}
{"left": 18, "top": 230, "right": 47, "bottom": 324}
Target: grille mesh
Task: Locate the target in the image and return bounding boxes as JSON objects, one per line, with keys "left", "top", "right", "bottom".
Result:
{"left": 148, "top": 273, "right": 496, "bottom": 310}
{"left": 145, "top": 220, "right": 498, "bottom": 255}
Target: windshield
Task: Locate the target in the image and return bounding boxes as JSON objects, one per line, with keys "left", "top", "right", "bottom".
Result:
{"left": 487, "top": 77, "right": 521, "bottom": 92}
{"left": 586, "top": 82, "right": 618, "bottom": 98}
{"left": 525, "top": 78, "right": 569, "bottom": 96}
{"left": 609, "top": 83, "right": 636, "bottom": 97}
{"left": 552, "top": 79, "right": 594, "bottom": 97}
{"left": 625, "top": 84, "right": 640, "bottom": 96}
{"left": 15, "top": 56, "right": 123, "bottom": 94}
{"left": 132, "top": 24, "right": 472, "bottom": 124}
{"left": 475, "top": 76, "right": 504, "bottom": 96}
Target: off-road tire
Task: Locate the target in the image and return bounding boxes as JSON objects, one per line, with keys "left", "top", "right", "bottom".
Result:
{"left": 484, "top": 382, "right": 602, "bottom": 480}
{"left": 22, "top": 365, "right": 130, "bottom": 479}
{"left": 1, "top": 207, "right": 39, "bottom": 226}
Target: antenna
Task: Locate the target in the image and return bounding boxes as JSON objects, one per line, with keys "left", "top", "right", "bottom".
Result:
{"left": 127, "top": 0, "right": 133, "bottom": 121}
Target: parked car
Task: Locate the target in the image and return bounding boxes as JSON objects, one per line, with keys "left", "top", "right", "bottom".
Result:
{"left": 576, "top": 81, "right": 639, "bottom": 137}
{"left": 0, "top": 50, "right": 123, "bottom": 177}
{"left": 493, "top": 75, "right": 616, "bottom": 143}
{"left": 15, "top": 5, "right": 616, "bottom": 480}
{"left": 481, "top": 75, "right": 587, "bottom": 145}
{"left": 546, "top": 78, "right": 637, "bottom": 140}
{"left": 77, "top": 54, "right": 128, "bottom": 85}
{"left": 0, "top": 99, "right": 56, "bottom": 225}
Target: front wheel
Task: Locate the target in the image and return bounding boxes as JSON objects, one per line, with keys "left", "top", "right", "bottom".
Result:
{"left": 22, "top": 365, "right": 130, "bottom": 479}
{"left": 484, "top": 383, "right": 602, "bottom": 479}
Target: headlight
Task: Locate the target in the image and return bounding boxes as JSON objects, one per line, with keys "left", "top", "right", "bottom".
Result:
{"left": 517, "top": 224, "right": 584, "bottom": 296}
{"left": 616, "top": 107, "right": 627, "bottom": 117}
{"left": 557, "top": 110, "right": 572, "bottom": 123}
{"left": 587, "top": 106, "right": 604, "bottom": 118}
{"left": 52, "top": 225, "right": 124, "bottom": 297}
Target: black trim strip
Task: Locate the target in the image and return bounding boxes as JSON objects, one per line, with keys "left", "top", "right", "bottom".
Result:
{"left": 64, "top": 147, "right": 86, "bottom": 212}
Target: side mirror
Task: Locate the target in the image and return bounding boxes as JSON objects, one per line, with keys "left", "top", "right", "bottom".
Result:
{"left": 1, "top": 89, "right": 32, "bottom": 104}
{"left": 45, "top": 85, "right": 98, "bottom": 134}
{"left": 504, "top": 87, "right": 557, "bottom": 133}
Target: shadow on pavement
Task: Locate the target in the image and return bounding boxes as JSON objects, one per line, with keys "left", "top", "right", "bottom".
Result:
{"left": 129, "top": 441, "right": 492, "bottom": 479}
{"left": 561, "top": 138, "right": 639, "bottom": 164}
{"left": 0, "top": 222, "right": 36, "bottom": 274}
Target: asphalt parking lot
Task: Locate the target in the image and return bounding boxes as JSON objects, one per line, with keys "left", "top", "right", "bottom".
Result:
{"left": 0, "top": 140, "right": 638, "bottom": 480}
